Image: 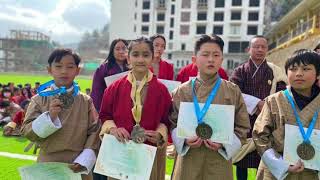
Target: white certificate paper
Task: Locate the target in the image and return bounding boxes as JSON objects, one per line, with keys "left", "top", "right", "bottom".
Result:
{"left": 177, "top": 102, "right": 235, "bottom": 144}
{"left": 158, "top": 79, "right": 181, "bottom": 92}
{"left": 104, "top": 71, "right": 129, "bottom": 87}
{"left": 94, "top": 134, "right": 157, "bottom": 180}
{"left": 284, "top": 124, "right": 320, "bottom": 171}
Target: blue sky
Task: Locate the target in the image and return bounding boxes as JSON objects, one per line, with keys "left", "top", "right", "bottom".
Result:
{"left": 0, "top": 0, "right": 110, "bottom": 44}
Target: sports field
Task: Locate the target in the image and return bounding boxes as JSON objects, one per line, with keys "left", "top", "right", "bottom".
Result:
{"left": 0, "top": 73, "right": 256, "bottom": 180}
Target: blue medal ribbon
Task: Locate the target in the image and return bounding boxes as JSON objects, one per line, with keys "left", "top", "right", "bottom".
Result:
{"left": 192, "top": 77, "right": 222, "bottom": 125}
{"left": 283, "top": 89, "right": 318, "bottom": 144}
{"left": 37, "top": 80, "right": 79, "bottom": 97}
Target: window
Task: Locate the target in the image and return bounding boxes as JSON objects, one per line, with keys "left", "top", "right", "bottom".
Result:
{"left": 186, "top": 60, "right": 189, "bottom": 65}
{"left": 181, "top": 43, "right": 186, "bottom": 50}
{"left": 134, "top": 25, "right": 136, "bottom": 32}
{"left": 247, "top": 25, "right": 258, "bottom": 35}
{"left": 198, "top": 0, "right": 208, "bottom": 7}
{"left": 215, "top": 0, "right": 225, "bottom": 7}
{"left": 135, "top": 0, "right": 138, "bottom": 7}
{"left": 231, "top": 11, "right": 241, "bottom": 20}
{"left": 214, "top": 12, "right": 224, "bottom": 21}
{"left": 227, "top": 59, "right": 234, "bottom": 69}
{"left": 213, "top": 26, "right": 223, "bottom": 35}
{"left": 197, "top": 12, "right": 207, "bottom": 21}
{"left": 142, "top": 13, "right": 150, "bottom": 22}
{"left": 181, "top": 60, "right": 185, "bottom": 67}
{"left": 157, "top": 13, "right": 165, "bottom": 21}
{"left": 181, "top": 0, "right": 191, "bottom": 8}
{"left": 170, "top": 18, "right": 174, "bottom": 28}
{"left": 228, "top": 41, "right": 249, "bottom": 53}
{"left": 177, "top": 60, "right": 180, "bottom": 67}
{"left": 232, "top": 0, "right": 241, "bottom": 6}
{"left": 248, "top": 12, "right": 259, "bottom": 21}
{"left": 141, "top": 26, "right": 149, "bottom": 34}
{"left": 169, "top": 42, "right": 173, "bottom": 50}
{"left": 158, "top": 0, "right": 166, "bottom": 8}
{"left": 134, "top": 13, "right": 137, "bottom": 20}
{"left": 169, "top": 31, "right": 174, "bottom": 40}
{"left": 249, "top": 0, "right": 259, "bottom": 7}
{"left": 143, "top": 1, "right": 150, "bottom": 9}
{"left": 171, "top": 4, "right": 175, "bottom": 14}
{"left": 180, "top": 25, "right": 189, "bottom": 35}
{"left": 196, "top": 25, "right": 206, "bottom": 34}
{"left": 181, "top": 12, "right": 190, "bottom": 22}
{"left": 156, "top": 26, "right": 165, "bottom": 34}
{"left": 168, "top": 53, "right": 172, "bottom": 60}
{"left": 230, "top": 25, "right": 241, "bottom": 35}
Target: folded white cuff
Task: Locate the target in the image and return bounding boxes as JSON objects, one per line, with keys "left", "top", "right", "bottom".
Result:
{"left": 262, "top": 148, "right": 289, "bottom": 180}
{"left": 171, "top": 128, "right": 190, "bottom": 156}
{"left": 74, "top": 148, "right": 96, "bottom": 174}
{"left": 31, "top": 111, "right": 62, "bottom": 138}
{"left": 218, "top": 133, "right": 242, "bottom": 160}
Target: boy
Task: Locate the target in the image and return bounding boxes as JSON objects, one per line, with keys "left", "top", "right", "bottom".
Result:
{"left": 170, "top": 35, "right": 250, "bottom": 180}
{"left": 253, "top": 49, "right": 320, "bottom": 180}
{"left": 21, "top": 48, "right": 100, "bottom": 180}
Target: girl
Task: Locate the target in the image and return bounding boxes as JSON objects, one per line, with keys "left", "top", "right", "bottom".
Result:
{"left": 99, "top": 37, "right": 172, "bottom": 180}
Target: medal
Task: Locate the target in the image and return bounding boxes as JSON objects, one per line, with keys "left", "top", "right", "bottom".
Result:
{"left": 196, "top": 123, "right": 213, "bottom": 140}
{"left": 58, "top": 93, "right": 74, "bottom": 109}
{"left": 296, "top": 142, "right": 315, "bottom": 160}
{"left": 131, "top": 124, "right": 146, "bottom": 143}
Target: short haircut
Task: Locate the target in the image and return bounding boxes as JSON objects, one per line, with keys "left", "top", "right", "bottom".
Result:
{"left": 128, "top": 37, "right": 154, "bottom": 57}
{"left": 285, "top": 49, "right": 320, "bottom": 76}
{"left": 194, "top": 34, "right": 224, "bottom": 54}
{"left": 47, "top": 48, "right": 81, "bottom": 66}
{"left": 150, "top": 34, "right": 166, "bottom": 49}
{"left": 314, "top": 43, "right": 320, "bottom": 51}
{"left": 249, "top": 35, "right": 268, "bottom": 47}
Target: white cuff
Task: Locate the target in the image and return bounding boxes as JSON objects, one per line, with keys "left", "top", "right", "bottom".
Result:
{"left": 262, "top": 148, "right": 289, "bottom": 180}
{"left": 242, "top": 93, "right": 261, "bottom": 115}
{"left": 218, "top": 133, "right": 242, "bottom": 160}
{"left": 73, "top": 148, "right": 96, "bottom": 174}
{"left": 171, "top": 128, "right": 190, "bottom": 156}
{"left": 31, "top": 111, "right": 62, "bottom": 138}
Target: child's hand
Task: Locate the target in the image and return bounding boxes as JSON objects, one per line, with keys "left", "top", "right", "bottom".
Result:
{"left": 49, "top": 98, "right": 62, "bottom": 121}
{"left": 203, "top": 139, "right": 222, "bottom": 151}
{"left": 110, "top": 127, "right": 130, "bottom": 143}
{"left": 145, "top": 130, "right": 162, "bottom": 144}
{"left": 3, "top": 126, "right": 13, "bottom": 136}
{"left": 68, "top": 163, "right": 87, "bottom": 173}
{"left": 288, "top": 159, "right": 304, "bottom": 173}
{"left": 185, "top": 136, "right": 203, "bottom": 148}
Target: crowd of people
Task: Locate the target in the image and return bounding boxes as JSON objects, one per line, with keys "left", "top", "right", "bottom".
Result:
{"left": 1, "top": 33, "right": 320, "bottom": 180}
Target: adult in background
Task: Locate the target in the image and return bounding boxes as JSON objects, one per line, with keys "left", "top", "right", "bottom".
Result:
{"left": 230, "top": 35, "right": 287, "bottom": 180}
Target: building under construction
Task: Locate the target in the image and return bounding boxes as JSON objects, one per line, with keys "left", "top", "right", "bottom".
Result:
{"left": 0, "top": 30, "right": 54, "bottom": 72}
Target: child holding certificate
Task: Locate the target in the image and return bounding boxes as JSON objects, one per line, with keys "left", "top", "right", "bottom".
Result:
{"left": 253, "top": 49, "right": 320, "bottom": 180}
{"left": 99, "top": 37, "right": 172, "bottom": 180}
{"left": 169, "top": 34, "right": 250, "bottom": 180}
{"left": 21, "top": 48, "right": 101, "bottom": 180}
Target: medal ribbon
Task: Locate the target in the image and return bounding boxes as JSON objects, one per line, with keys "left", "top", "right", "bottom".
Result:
{"left": 37, "top": 80, "right": 79, "bottom": 97}
{"left": 127, "top": 70, "right": 153, "bottom": 125}
{"left": 283, "top": 89, "right": 318, "bottom": 144}
{"left": 191, "top": 76, "right": 222, "bottom": 125}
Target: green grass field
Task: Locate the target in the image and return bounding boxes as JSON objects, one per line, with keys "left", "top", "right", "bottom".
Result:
{"left": 0, "top": 73, "right": 257, "bottom": 179}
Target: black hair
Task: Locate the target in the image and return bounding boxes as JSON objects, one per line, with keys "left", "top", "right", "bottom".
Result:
{"left": 0, "top": 100, "right": 10, "bottom": 108}
{"left": 150, "top": 34, "right": 166, "bottom": 49}
{"left": 194, "top": 34, "right": 224, "bottom": 54}
{"left": 314, "top": 43, "right": 320, "bottom": 51}
{"left": 48, "top": 48, "right": 81, "bottom": 66}
{"left": 22, "top": 87, "right": 32, "bottom": 99}
{"left": 285, "top": 49, "right": 320, "bottom": 76}
{"left": 20, "top": 99, "right": 30, "bottom": 109}
{"left": 128, "top": 37, "right": 154, "bottom": 57}
{"left": 106, "top": 39, "right": 128, "bottom": 68}
{"left": 17, "top": 84, "right": 22, "bottom": 89}
{"left": 35, "top": 82, "right": 40, "bottom": 85}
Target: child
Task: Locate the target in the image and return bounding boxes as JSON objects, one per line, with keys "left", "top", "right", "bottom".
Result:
{"left": 99, "top": 37, "right": 172, "bottom": 180}
{"left": 253, "top": 49, "right": 320, "bottom": 180}
{"left": 169, "top": 35, "right": 250, "bottom": 180}
{"left": 21, "top": 48, "right": 101, "bottom": 180}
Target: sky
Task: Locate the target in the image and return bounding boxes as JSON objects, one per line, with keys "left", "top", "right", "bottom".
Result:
{"left": 0, "top": 0, "right": 110, "bottom": 44}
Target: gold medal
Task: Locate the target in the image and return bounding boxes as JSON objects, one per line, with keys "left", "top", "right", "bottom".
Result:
{"left": 196, "top": 123, "right": 213, "bottom": 140}
{"left": 131, "top": 124, "right": 146, "bottom": 143}
{"left": 296, "top": 142, "right": 315, "bottom": 160}
{"left": 58, "top": 94, "right": 74, "bottom": 109}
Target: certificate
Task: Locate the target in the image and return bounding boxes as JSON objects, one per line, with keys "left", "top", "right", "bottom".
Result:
{"left": 177, "top": 102, "right": 235, "bottom": 144}
{"left": 284, "top": 124, "right": 320, "bottom": 170}
{"left": 158, "top": 79, "right": 181, "bottom": 92}
{"left": 19, "top": 162, "right": 81, "bottom": 180}
{"left": 94, "top": 134, "right": 157, "bottom": 180}
{"left": 104, "top": 71, "right": 129, "bottom": 87}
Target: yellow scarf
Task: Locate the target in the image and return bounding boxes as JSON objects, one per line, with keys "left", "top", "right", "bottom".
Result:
{"left": 127, "top": 70, "right": 153, "bottom": 125}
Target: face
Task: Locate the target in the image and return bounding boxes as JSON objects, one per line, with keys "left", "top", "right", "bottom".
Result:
{"left": 128, "top": 42, "right": 153, "bottom": 74}
{"left": 195, "top": 43, "right": 223, "bottom": 76}
{"left": 249, "top": 38, "right": 268, "bottom": 62}
{"left": 47, "top": 55, "right": 80, "bottom": 88}
{"left": 153, "top": 37, "right": 165, "bottom": 58}
{"left": 316, "top": 48, "right": 320, "bottom": 54}
{"left": 113, "top": 41, "right": 127, "bottom": 61}
{"left": 287, "top": 63, "right": 317, "bottom": 93}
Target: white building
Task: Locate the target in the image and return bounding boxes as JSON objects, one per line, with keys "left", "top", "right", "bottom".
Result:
{"left": 110, "top": 0, "right": 265, "bottom": 74}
